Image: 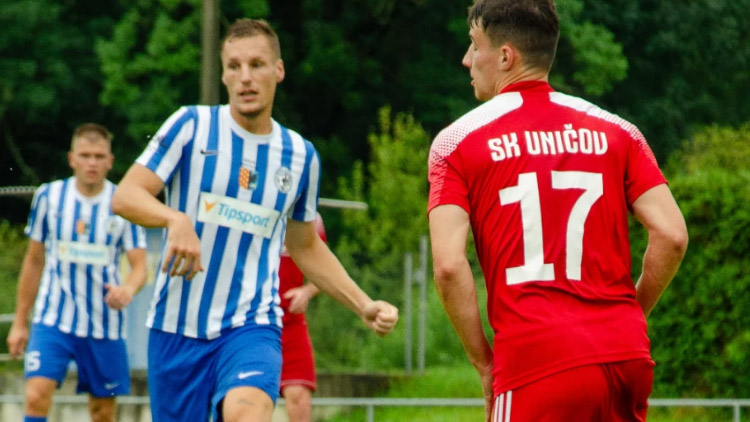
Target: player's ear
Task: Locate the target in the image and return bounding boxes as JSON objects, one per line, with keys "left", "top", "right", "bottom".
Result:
{"left": 499, "top": 44, "right": 515, "bottom": 71}
{"left": 276, "top": 59, "right": 285, "bottom": 83}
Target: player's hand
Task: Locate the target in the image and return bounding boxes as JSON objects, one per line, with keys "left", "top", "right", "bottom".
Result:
{"left": 6, "top": 321, "right": 29, "bottom": 359}
{"left": 284, "top": 287, "right": 314, "bottom": 314}
{"left": 361, "top": 300, "right": 399, "bottom": 337}
{"left": 104, "top": 284, "right": 136, "bottom": 310}
{"left": 477, "top": 361, "right": 494, "bottom": 422}
{"left": 164, "top": 213, "right": 204, "bottom": 280}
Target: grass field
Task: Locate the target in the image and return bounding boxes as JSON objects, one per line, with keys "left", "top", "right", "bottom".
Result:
{"left": 325, "top": 365, "right": 485, "bottom": 422}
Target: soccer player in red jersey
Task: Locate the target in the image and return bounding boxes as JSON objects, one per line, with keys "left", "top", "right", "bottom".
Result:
{"left": 427, "top": 1, "right": 688, "bottom": 421}
{"left": 278, "top": 214, "right": 326, "bottom": 422}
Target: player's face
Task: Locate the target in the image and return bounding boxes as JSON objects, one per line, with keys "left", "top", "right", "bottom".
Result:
{"left": 462, "top": 24, "right": 502, "bottom": 102}
{"left": 221, "top": 35, "right": 285, "bottom": 127}
{"left": 68, "top": 137, "right": 113, "bottom": 188}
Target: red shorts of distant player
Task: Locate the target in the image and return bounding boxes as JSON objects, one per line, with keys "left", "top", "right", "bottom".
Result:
{"left": 492, "top": 358, "right": 654, "bottom": 422}
{"left": 280, "top": 318, "right": 317, "bottom": 393}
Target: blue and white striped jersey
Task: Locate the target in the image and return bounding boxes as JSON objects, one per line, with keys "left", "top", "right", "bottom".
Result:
{"left": 25, "top": 178, "right": 147, "bottom": 340}
{"left": 136, "top": 105, "right": 320, "bottom": 340}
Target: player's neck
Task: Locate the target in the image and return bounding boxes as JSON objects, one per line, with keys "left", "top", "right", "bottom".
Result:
{"left": 74, "top": 178, "right": 105, "bottom": 197}
{"left": 230, "top": 107, "right": 273, "bottom": 135}
{"left": 495, "top": 69, "right": 549, "bottom": 95}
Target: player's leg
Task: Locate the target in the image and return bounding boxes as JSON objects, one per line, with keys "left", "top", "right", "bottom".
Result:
{"left": 222, "top": 386, "right": 275, "bottom": 422}
{"left": 147, "top": 328, "right": 216, "bottom": 422}
{"left": 214, "top": 324, "right": 282, "bottom": 422}
{"left": 24, "top": 324, "right": 74, "bottom": 419}
{"left": 281, "top": 385, "right": 313, "bottom": 422}
{"left": 87, "top": 396, "right": 116, "bottom": 422}
{"left": 24, "top": 377, "right": 57, "bottom": 418}
{"left": 279, "top": 319, "right": 317, "bottom": 422}
{"left": 72, "top": 335, "right": 129, "bottom": 422}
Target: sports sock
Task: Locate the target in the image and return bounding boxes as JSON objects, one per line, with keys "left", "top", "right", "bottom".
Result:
{"left": 24, "top": 416, "right": 47, "bottom": 422}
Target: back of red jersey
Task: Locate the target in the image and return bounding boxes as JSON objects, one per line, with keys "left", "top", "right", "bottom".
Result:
{"left": 428, "top": 81, "right": 665, "bottom": 392}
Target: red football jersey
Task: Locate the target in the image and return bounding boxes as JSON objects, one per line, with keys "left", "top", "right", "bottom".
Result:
{"left": 428, "top": 81, "right": 666, "bottom": 393}
{"left": 279, "top": 214, "right": 327, "bottom": 324}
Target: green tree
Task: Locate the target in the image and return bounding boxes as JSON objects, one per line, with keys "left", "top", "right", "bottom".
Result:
{"left": 308, "top": 107, "right": 433, "bottom": 369}
{"left": 95, "top": 0, "right": 629, "bottom": 195}
{"left": 0, "top": 221, "right": 26, "bottom": 356}
{"left": 631, "top": 123, "right": 750, "bottom": 397}
{"left": 0, "top": 0, "right": 123, "bottom": 183}
{"left": 553, "top": 0, "right": 628, "bottom": 97}
{"left": 96, "top": 0, "right": 202, "bottom": 167}
{"left": 96, "top": 0, "right": 272, "bottom": 176}
{"left": 582, "top": 0, "right": 750, "bottom": 161}
{"left": 0, "top": 0, "right": 128, "bottom": 222}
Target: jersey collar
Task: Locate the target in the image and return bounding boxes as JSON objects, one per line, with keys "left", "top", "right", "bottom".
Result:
{"left": 499, "top": 80, "right": 554, "bottom": 95}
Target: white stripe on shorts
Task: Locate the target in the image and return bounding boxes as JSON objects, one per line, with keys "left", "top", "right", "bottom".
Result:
{"left": 494, "top": 390, "right": 513, "bottom": 422}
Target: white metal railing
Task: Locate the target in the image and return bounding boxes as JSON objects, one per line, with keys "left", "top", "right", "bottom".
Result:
{"left": 0, "top": 396, "right": 748, "bottom": 422}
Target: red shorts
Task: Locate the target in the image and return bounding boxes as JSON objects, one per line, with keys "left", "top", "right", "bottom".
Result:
{"left": 280, "top": 318, "right": 317, "bottom": 393}
{"left": 492, "top": 358, "right": 654, "bottom": 422}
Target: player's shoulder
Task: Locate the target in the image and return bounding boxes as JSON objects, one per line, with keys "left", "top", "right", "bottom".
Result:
{"left": 432, "top": 93, "right": 523, "bottom": 159}
{"left": 276, "top": 121, "right": 318, "bottom": 153}
{"left": 30, "top": 180, "right": 54, "bottom": 202}
{"left": 549, "top": 92, "right": 645, "bottom": 141}
{"left": 168, "top": 104, "right": 226, "bottom": 126}
{"left": 185, "top": 104, "right": 217, "bottom": 121}
{"left": 103, "top": 179, "right": 118, "bottom": 194}
{"left": 30, "top": 178, "right": 67, "bottom": 209}
{"left": 41, "top": 178, "right": 69, "bottom": 195}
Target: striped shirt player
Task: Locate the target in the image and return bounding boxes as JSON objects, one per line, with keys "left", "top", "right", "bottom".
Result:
{"left": 26, "top": 178, "right": 147, "bottom": 340}
{"left": 136, "top": 104, "right": 320, "bottom": 340}
{"left": 428, "top": 81, "right": 678, "bottom": 420}
{"left": 114, "top": 20, "right": 397, "bottom": 422}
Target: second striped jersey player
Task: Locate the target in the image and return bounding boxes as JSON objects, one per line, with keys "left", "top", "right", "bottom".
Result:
{"left": 136, "top": 104, "right": 320, "bottom": 339}
{"left": 26, "top": 178, "right": 147, "bottom": 339}
{"left": 7, "top": 123, "right": 148, "bottom": 422}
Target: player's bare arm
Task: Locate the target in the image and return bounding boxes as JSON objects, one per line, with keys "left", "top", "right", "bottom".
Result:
{"left": 6, "top": 240, "right": 46, "bottom": 358}
{"left": 429, "top": 204, "right": 494, "bottom": 422}
{"left": 105, "top": 248, "right": 148, "bottom": 310}
{"left": 632, "top": 184, "right": 689, "bottom": 317}
{"left": 285, "top": 218, "right": 398, "bottom": 336}
{"left": 112, "top": 164, "right": 204, "bottom": 279}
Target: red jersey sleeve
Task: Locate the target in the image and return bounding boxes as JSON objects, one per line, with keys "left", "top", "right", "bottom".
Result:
{"left": 624, "top": 126, "right": 667, "bottom": 205}
{"left": 427, "top": 127, "right": 470, "bottom": 214}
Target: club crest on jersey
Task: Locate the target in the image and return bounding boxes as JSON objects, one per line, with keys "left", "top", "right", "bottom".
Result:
{"left": 104, "top": 216, "right": 121, "bottom": 234}
{"left": 274, "top": 167, "right": 293, "bottom": 193}
{"left": 76, "top": 219, "right": 89, "bottom": 235}
{"left": 239, "top": 167, "right": 258, "bottom": 190}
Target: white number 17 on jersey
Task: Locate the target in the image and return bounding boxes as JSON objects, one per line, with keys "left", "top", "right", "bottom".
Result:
{"left": 499, "top": 171, "right": 603, "bottom": 285}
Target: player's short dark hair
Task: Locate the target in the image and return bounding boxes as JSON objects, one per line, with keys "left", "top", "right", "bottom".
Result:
{"left": 71, "top": 123, "right": 113, "bottom": 150}
{"left": 468, "top": 0, "right": 559, "bottom": 72}
{"left": 222, "top": 18, "right": 281, "bottom": 59}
